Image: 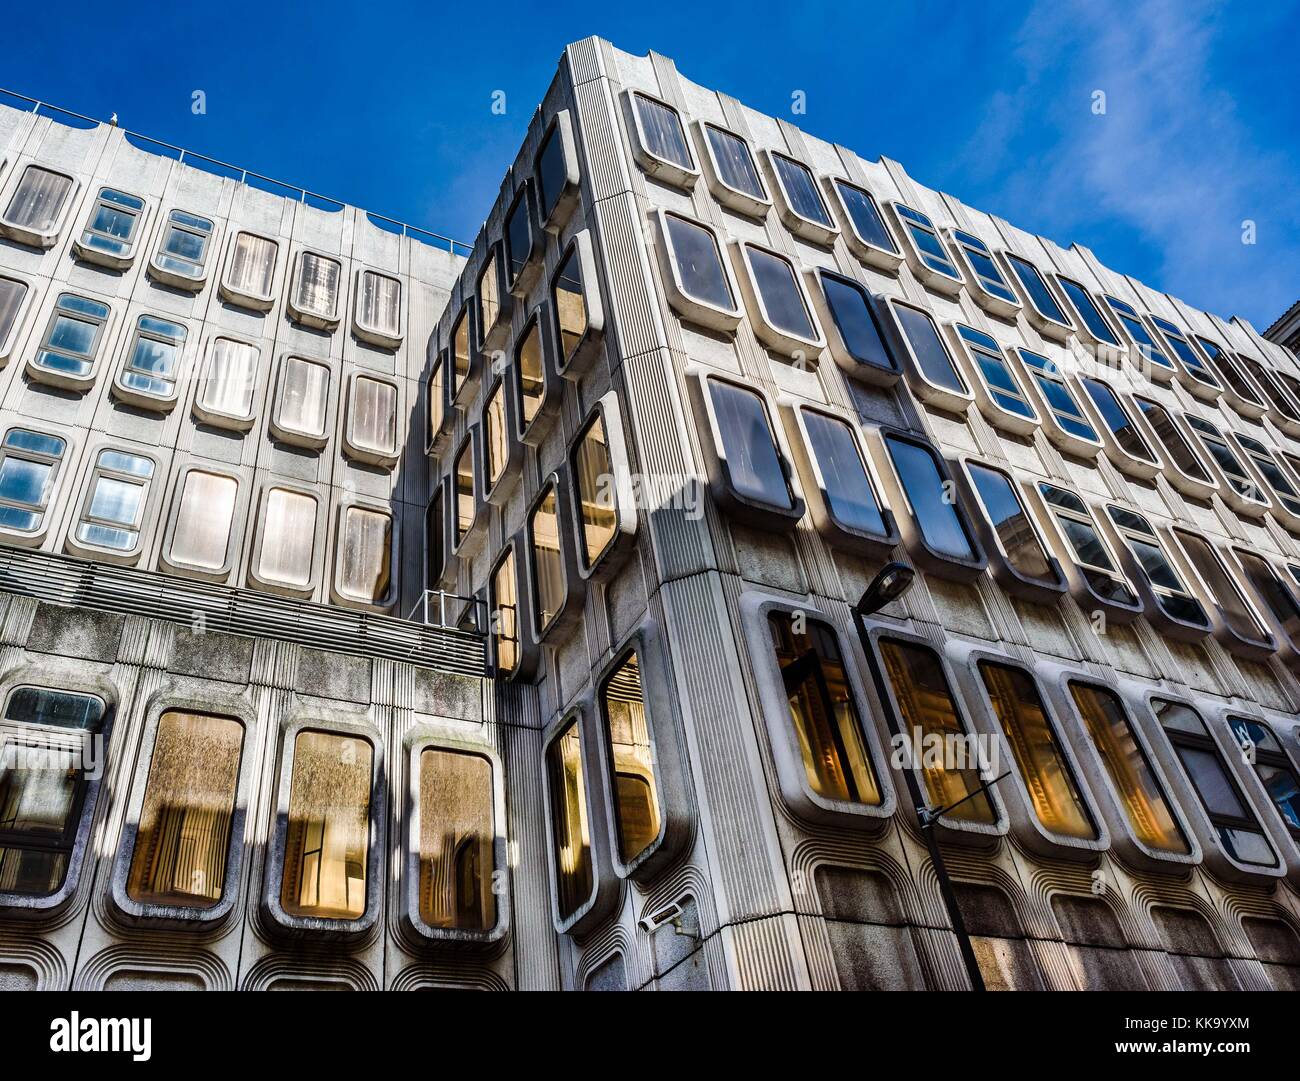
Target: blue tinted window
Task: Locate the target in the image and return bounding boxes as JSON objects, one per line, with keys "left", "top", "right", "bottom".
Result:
{"left": 887, "top": 436, "right": 975, "bottom": 561}
{"left": 834, "top": 181, "right": 896, "bottom": 253}
{"left": 705, "top": 125, "right": 764, "bottom": 200}
{"left": 820, "top": 274, "right": 896, "bottom": 372}
{"left": 894, "top": 304, "right": 966, "bottom": 394}
{"left": 772, "top": 154, "right": 832, "bottom": 227}
{"left": 1058, "top": 279, "right": 1119, "bottom": 345}
{"left": 1005, "top": 255, "right": 1069, "bottom": 326}
{"left": 802, "top": 409, "right": 887, "bottom": 537}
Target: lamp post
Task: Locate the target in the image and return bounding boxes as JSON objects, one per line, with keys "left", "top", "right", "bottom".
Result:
{"left": 851, "top": 561, "right": 989, "bottom": 992}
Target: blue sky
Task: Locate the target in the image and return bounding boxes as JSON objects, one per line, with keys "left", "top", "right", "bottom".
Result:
{"left": 5, "top": 0, "right": 1297, "bottom": 328}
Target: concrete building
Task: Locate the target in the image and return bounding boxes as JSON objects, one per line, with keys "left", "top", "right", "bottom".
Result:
{"left": 3, "top": 37, "right": 1300, "bottom": 991}
{"left": 1265, "top": 300, "right": 1300, "bottom": 359}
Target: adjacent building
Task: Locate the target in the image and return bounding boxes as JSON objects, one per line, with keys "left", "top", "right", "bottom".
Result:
{"left": 3, "top": 38, "right": 1300, "bottom": 990}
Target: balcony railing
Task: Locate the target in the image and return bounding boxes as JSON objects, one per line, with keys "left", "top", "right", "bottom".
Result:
{"left": 0, "top": 545, "right": 487, "bottom": 678}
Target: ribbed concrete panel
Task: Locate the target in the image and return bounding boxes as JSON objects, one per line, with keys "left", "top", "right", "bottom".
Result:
{"left": 573, "top": 81, "right": 631, "bottom": 207}
{"left": 590, "top": 196, "right": 663, "bottom": 362}
{"left": 503, "top": 719, "right": 560, "bottom": 990}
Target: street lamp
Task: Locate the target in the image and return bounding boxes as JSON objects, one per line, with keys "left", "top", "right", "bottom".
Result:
{"left": 852, "top": 562, "right": 988, "bottom": 992}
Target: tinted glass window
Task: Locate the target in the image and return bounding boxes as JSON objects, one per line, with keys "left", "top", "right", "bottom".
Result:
{"left": 748, "top": 246, "right": 815, "bottom": 340}
{"left": 802, "top": 409, "right": 887, "bottom": 537}
{"left": 709, "top": 380, "right": 792, "bottom": 510}
{"left": 705, "top": 125, "right": 765, "bottom": 199}
{"left": 601, "top": 653, "right": 662, "bottom": 863}
{"left": 634, "top": 94, "right": 693, "bottom": 169}
{"left": 1082, "top": 378, "right": 1155, "bottom": 462}
{"left": 886, "top": 436, "right": 975, "bottom": 560}
{"left": 772, "top": 153, "right": 832, "bottom": 226}
{"left": 1006, "top": 255, "right": 1069, "bottom": 325}
{"left": 1058, "top": 279, "right": 1119, "bottom": 345}
{"left": 893, "top": 303, "right": 966, "bottom": 394}
{"left": 664, "top": 214, "right": 734, "bottom": 310}
{"left": 820, "top": 274, "right": 896, "bottom": 372}
{"left": 833, "top": 180, "right": 896, "bottom": 252}
{"left": 966, "top": 463, "right": 1055, "bottom": 582}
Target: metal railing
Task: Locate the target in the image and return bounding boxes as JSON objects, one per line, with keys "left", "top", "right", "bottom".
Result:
{"left": 0, "top": 545, "right": 487, "bottom": 679}
{"left": 0, "top": 87, "right": 473, "bottom": 257}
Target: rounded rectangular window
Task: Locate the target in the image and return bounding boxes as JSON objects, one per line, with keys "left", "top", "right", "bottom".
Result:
{"left": 893, "top": 203, "right": 961, "bottom": 282}
{"left": 1174, "top": 529, "right": 1271, "bottom": 645}
{"left": 801, "top": 408, "right": 887, "bottom": 538}
{"left": 632, "top": 93, "right": 694, "bottom": 172}
{"left": 743, "top": 243, "right": 818, "bottom": 343}
{"left": 977, "top": 662, "right": 1095, "bottom": 839}
{"left": 77, "top": 187, "right": 144, "bottom": 263}
{"left": 818, "top": 272, "right": 897, "bottom": 375}
{"left": 529, "top": 484, "right": 565, "bottom": 635}
{"left": 35, "top": 294, "right": 109, "bottom": 380}
{"left": 878, "top": 639, "right": 995, "bottom": 823}
{"left": 1067, "top": 682, "right": 1188, "bottom": 854}
{"left": 1106, "top": 506, "right": 1207, "bottom": 627}
{"left": 1038, "top": 484, "right": 1136, "bottom": 606}
{"left": 770, "top": 613, "right": 880, "bottom": 806}
{"left": 3, "top": 165, "right": 74, "bottom": 241}
{"left": 1229, "top": 717, "right": 1300, "bottom": 838}
{"left": 1133, "top": 397, "right": 1211, "bottom": 485}
{"left": 0, "top": 428, "right": 66, "bottom": 533}
{"left": 1196, "top": 336, "right": 1262, "bottom": 407}
{"left": 703, "top": 123, "right": 765, "bottom": 201}
{"left": 337, "top": 506, "right": 392, "bottom": 603}
{"left": 1005, "top": 255, "right": 1071, "bottom": 329}
{"left": 892, "top": 302, "right": 968, "bottom": 396}
{"left": 601, "top": 653, "right": 662, "bottom": 864}
{"left": 833, "top": 179, "right": 897, "bottom": 255}
{"left": 770, "top": 152, "right": 833, "bottom": 228}
{"left": 198, "top": 337, "right": 258, "bottom": 423}
{"left": 168, "top": 470, "right": 238, "bottom": 572}
{"left": 707, "top": 379, "right": 794, "bottom": 512}
{"left": 0, "top": 276, "right": 29, "bottom": 358}
{"left": 505, "top": 187, "right": 535, "bottom": 287}
{"left": 417, "top": 749, "right": 496, "bottom": 932}
{"left": 223, "top": 232, "right": 278, "bottom": 305}
{"left": 451, "top": 307, "right": 472, "bottom": 399}
{"left": 77, "top": 449, "right": 154, "bottom": 552}
{"left": 290, "top": 251, "right": 342, "bottom": 326}
{"left": 478, "top": 251, "right": 500, "bottom": 340}
{"left": 483, "top": 379, "right": 508, "bottom": 491}
{"left": 537, "top": 120, "right": 572, "bottom": 222}
{"left": 885, "top": 435, "right": 977, "bottom": 562}
{"left": 153, "top": 210, "right": 214, "bottom": 283}
{"left": 1080, "top": 378, "right": 1157, "bottom": 464}
{"left": 0, "top": 688, "right": 107, "bottom": 897}
{"left": 573, "top": 413, "right": 617, "bottom": 570}
{"left": 546, "top": 719, "right": 593, "bottom": 920}
{"left": 1151, "top": 317, "right": 1220, "bottom": 388}
{"left": 127, "top": 711, "right": 244, "bottom": 908}
{"left": 1016, "top": 348, "right": 1098, "bottom": 444}
{"left": 957, "top": 325, "right": 1035, "bottom": 424}
{"left": 951, "top": 231, "right": 1017, "bottom": 306}
{"left": 274, "top": 357, "right": 330, "bottom": 445}
{"left": 1057, "top": 277, "right": 1120, "bottom": 346}
{"left": 346, "top": 376, "right": 398, "bottom": 463}
{"left": 1184, "top": 415, "right": 1262, "bottom": 504}
{"left": 280, "top": 730, "right": 373, "bottom": 920}
{"left": 514, "top": 319, "right": 544, "bottom": 436}
{"left": 119, "top": 315, "right": 187, "bottom": 403}
{"left": 453, "top": 437, "right": 475, "bottom": 544}
{"left": 965, "top": 462, "right": 1057, "bottom": 585}
{"left": 1155, "top": 700, "right": 1275, "bottom": 868}
{"left": 663, "top": 212, "right": 735, "bottom": 312}
{"left": 256, "top": 487, "right": 317, "bottom": 590}
{"left": 553, "top": 244, "right": 588, "bottom": 367}
{"left": 1104, "top": 296, "right": 1173, "bottom": 373}
{"left": 490, "top": 547, "right": 518, "bottom": 676}
{"left": 356, "top": 270, "right": 401, "bottom": 341}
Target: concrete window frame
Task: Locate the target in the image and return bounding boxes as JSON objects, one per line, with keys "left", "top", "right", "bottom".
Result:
{"left": 27, "top": 290, "right": 114, "bottom": 392}
{"left": 783, "top": 401, "right": 899, "bottom": 559}
{"left": 1142, "top": 692, "right": 1287, "bottom": 885}
{"left": 148, "top": 208, "right": 217, "bottom": 291}
{"left": 625, "top": 90, "right": 699, "bottom": 191}
{"left": 729, "top": 239, "right": 826, "bottom": 360}
{"left": 882, "top": 297, "right": 974, "bottom": 414}
{"left": 158, "top": 464, "right": 245, "bottom": 583}
{"left": 246, "top": 481, "right": 321, "bottom": 599}
{"left": 1182, "top": 413, "right": 1272, "bottom": 519}
{"left": 950, "top": 322, "right": 1040, "bottom": 436}
{"left": 1002, "top": 251, "right": 1075, "bottom": 343}
{"left": 1075, "top": 374, "right": 1164, "bottom": 481}
{"left": 1226, "top": 712, "right": 1300, "bottom": 886}
{"left": 693, "top": 120, "right": 770, "bottom": 218}
{"left": 807, "top": 269, "right": 900, "bottom": 388}
{"left": 826, "top": 177, "right": 902, "bottom": 272}
{"left": 568, "top": 391, "right": 638, "bottom": 584}
{"left": 592, "top": 623, "right": 693, "bottom": 881}
{"left": 886, "top": 201, "right": 964, "bottom": 297}
{"left": 488, "top": 538, "right": 539, "bottom": 681}
{"left": 523, "top": 472, "right": 585, "bottom": 644}
{"left": 1046, "top": 668, "right": 1201, "bottom": 874}
{"left": 0, "top": 678, "right": 115, "bottom": 917}
{"left": 269, "top": 353, "right": 335, "bottom": 451}
{"left": 448, "top": 301, "right": 480, "bottom": 411}
{"left": 1096, "top": 504, "right": 1212, "bottom": 643}
{"left": 504, "top": 180, "right": 542, "bottom": 297}
{"left": 1169, "top": 526, "right": 1277, "bottom": 661}
{"left": 535, "top": 109, "right": 582, "bottom": 235}
{"left": 480, "top": 370, "right": 522, "bottom": 506}
{"left": 688, "top": 367, "right": 805, "bottom": 530}
{"left": 1102, "top": 295, "right": 1177, "bottom": 384}
{"left": 870, "top": 427, "right": 987, "bottom": 583}
{"left": 72, "top": 186, "right": 148, "bottom": 270}
{"left": 341, "top": 371, "right": 402, "bottom": 469}
{"left": 1234, "top": 352, "right": 1300, "bottom": 437}
{"left": 945, "top": 229, "right": 1021, "bottom": 320}
{"left": 108, "top": 695, "right": 258, "bottom": 927}
{"left": 1151, "top": 314, "right": 1224, "bottom": 401}
{"left": 351, "top": 268, "right": 404, "bottom": 349}
{"left": 450, "top": 427, "right": 486, "bottom": 559}
{"left": 739, "top": 591, "right": 898, "bottom": 833}
{"left": 218, "top": 229, "right": 281, "bottom": 312}
{"left": 1055, "top": 274, "right": 1123, "bottom": 352}
{"left": 1130, "top": 395, "right": 1219, "bottom": 501}
{"left": 513, "top": 310, "right": 562, "bottom": 447}
{"left": 329, "top": 497, "right": 398, "bottom": 612}
{"left": 286, "top": 248, "right": 343, "bottom": 330}
{"left": 401, "top": 731, "right": 510, "bottom": 946}
{"left": 762, "top": 149, "right": 838, "bottom": 247}
{"left": 423, "top": 479, "right": 455, "bottom": 597}
{"left": 0, "top": 270, "right": 36, "bottom": 364}
{"left": 552, "top": 229, "right": 605, "bottom": 380}
{"left": 1193, "top": 334, "right": 1266, "bottom": 418}
{"left": 0, "top": 423, "right": 73, "bottom": 548}
{"left": 1230, "top": 432, "right": 1300, "bottom": 535}
{"left": 1228, "top": 546, "right": 1300, "bottom": 673}
{"left": 111, "top": 311, "right": 191, "bottom": 413}
{"left": 0, "top": 162, "right": 79, "bottom": 249}
{"left": 541, "top": 704, "right": 620, "bottom": 936}
{"left": 191, "top": 332, "right": 262, "bottom": 432}
{"left": 65, "top": 444, "right": 160, "bottom": 566}
{"left": 261, "top": 715, "right": 386, "bottom": 939}
{"left": 650, "top": 207, "right": 743, "bottom": 332}
{"left": 863, "top": 625, "right": 1011, "bottom": 846}
{"left": 949, "top": 641, "right": 1109, "bottom": 861}
{"left": 475, "top": 242, "right": 511, "bottom": 354}
{"left": 954, "top": 455, "right": 1066, "bottom": 605}
{"left": 1028, "top": 481, "right": 1143, "bottom": 624}
{"left": 424, "top": 345, "right": 454, "bottom": 455}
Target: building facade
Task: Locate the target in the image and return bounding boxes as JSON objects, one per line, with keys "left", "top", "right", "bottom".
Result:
{"left": 3, "top": 37, "right": 1300, "bottom": 990}
{"left": 1265, "top": 300, "right": 1300, "bottom": 360}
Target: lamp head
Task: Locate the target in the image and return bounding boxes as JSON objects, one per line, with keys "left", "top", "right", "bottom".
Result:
{"left": 855, "top": 561, "right": 916, "bottom": 616}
